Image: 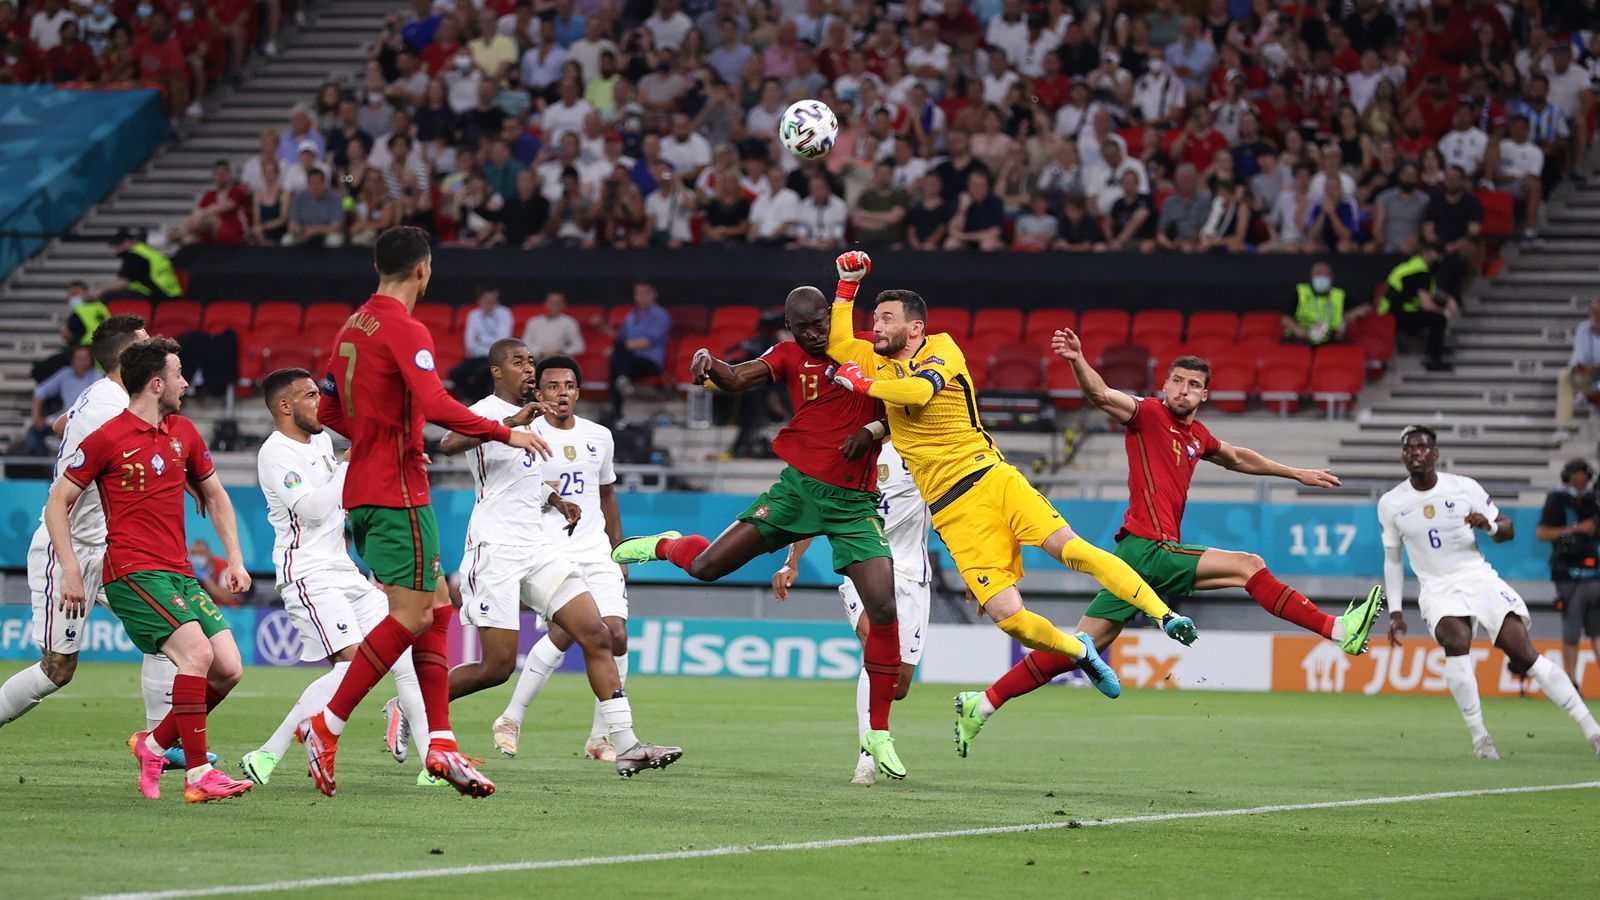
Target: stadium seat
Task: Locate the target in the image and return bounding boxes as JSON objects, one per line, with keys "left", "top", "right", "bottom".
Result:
{"left": 932, "top": 306, "right": 971, "bottom": 341}
{"left": 509, "top": 303, "right": 544, "bottom": 335}
{"left": 1182, "top": 335, "right": 1233, "bottom": 367}
{"left": 704, "top": 326, "right": 750, "bottom": 356}
{"left": 302, "top": 303, "right": 352, "bottom": 334}
{"left": 1476, "top": 189, "right": 1514, "bottom": 239}
{"left": 1257, "top": 344, "right": 1312, "bottom": 415}
{"left": 412, "top": 304, "right": 456, "bottom": 338}
{"left": 1348, "top": 313, "right": 1396, "bottom": 372}
{"left": 1077, "top": 309, "right": 1131, "bottom": 346}
{"left": 964, "top": 354, "right": 989, "bottom": 391}
{"left": 576, "top": 350, "right": 610, "bottom": 392}
{"left": 200, "top": 301, "right": 253, "bottom": 334}
{"left": 253, "top": 301, "right": 305, "bottom": 331}
{"left": 1185, "top": 311, "right": 1238, "bottom": 343}
{"left": 237, "top": 323, "right": 304, "bottom": 387}
{"left": 607, "top": 304, "right": 632, "bottom": 331}
{"left": 970, "top": 308, "right": 1024, "bottom": 344}
{"left": 106, "top": 298, "right": 152, "bottom": 323}
{"left": 1311, "top": 344, "right": 1367, "bottom": 418}
{"left": 964, "top": 332, "right": 1011, "bottom": 367}
{"left": 1237, "top": 311, "right": 1283, "bottom": 343}
{"left": 709, "top": 305, "right": 760, "bottom": 335}
{"left": 985, "top": 346, "right": 1045, "bottom": 391}
{"left": 150, "top": 300, "right": 202, "bottom": 337}
{"left": 672, "top": 305, "right": 711, "bottom": 340}
{"left": 1023, "top": 308, "right": 1075, "bottom": 344}
{"left": 1130, "top": 309, "right": 1183, "bottom": 347}
{"left": 1096, "top": 343, "right": 1150, "bottom": 396}
{"left": 1045, "top": 358, "right": 1084, "bottom": 408}
{"left": 1206, "top": 359, "right": 1256, "bottom": 413}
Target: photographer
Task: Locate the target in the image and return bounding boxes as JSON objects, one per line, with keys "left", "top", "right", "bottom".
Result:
{"left": 1538, "top": 460, "right": 1600, "bottom": 686}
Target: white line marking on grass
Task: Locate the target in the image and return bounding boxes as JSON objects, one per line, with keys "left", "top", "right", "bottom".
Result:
{"left": 85, "top": 780, "right": 1600, "bottom": 900}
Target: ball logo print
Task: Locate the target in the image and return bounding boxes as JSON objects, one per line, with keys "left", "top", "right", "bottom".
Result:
{"left": 779, "top": 99, "right": 838, "bottom": 160}
{"left": 414, "top": 349, "right": 435, "bottom": 371}
{"left": 256, "top": 609, "right": 305, "bottom": 666}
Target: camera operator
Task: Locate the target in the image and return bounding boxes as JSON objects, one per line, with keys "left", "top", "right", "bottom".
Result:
{"left": 1537, "top": 459, "right": 1600, "bottom": 686}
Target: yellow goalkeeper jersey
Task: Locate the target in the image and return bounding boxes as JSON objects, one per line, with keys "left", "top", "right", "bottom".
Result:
{"left": 827, "top": 301, "right": 1002, "bottom": 503}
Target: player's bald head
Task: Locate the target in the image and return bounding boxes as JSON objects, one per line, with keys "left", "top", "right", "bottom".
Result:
{"left": 785, "top": 286, "right": 827, "bottom": 318}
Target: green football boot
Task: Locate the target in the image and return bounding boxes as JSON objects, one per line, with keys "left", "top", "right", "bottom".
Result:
{"left": 611, "top": 531, "right": 680, "bottom": 565}
{"left": 1338, "top": 586, "right": 1386, "bottom": 655}
{"left": 239, "top": 750, "right": 278, "bottom": 785}
{"left": 416, "top": 770, "right": 447, "bottom": 787}
{"left": 861, "top": 729, "right": 906, "bottom": 780}
{"left": 953, "top": 691, "right": 989, "bottom": 759}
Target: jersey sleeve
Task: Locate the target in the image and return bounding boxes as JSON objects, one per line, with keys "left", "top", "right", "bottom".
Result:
{"left": 1123, "top": 396, "right": 1161, "bottom": 435}
{"left": 317, "top": 369, "right": 349, "bottom": 437}
{"left": 1460, "top": 476, "right": 1501, "bottom": 522}
{"left": 175, "top": 417, "right": 216, "bottom": 482}
{"left": 598, "top": 429, "right": 617, "bottom": 486}
{"left": 1377, "top": 495, "right": 1402, "bottom": 550}
{"left": 758, "top": 341, "right": 793, "bottom": 383}
{"left": 63, "top": 425, "right": 111, "bottom": 489}
{"left": 388, "top": 319, "right": 514, "bottom": 442}
{"left": 826, "top": 301, "right": 877, "bottom": 367}
{"left": 259, "top": 442, "right": 347, "bottom": 523}
{"left": 1199, "top": 422, "right": 1222, "bottom": 457}
{"left": 911, "top": 334, "right": 968, "bottom": 395}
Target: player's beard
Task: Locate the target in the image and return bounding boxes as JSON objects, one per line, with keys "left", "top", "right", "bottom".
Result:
{"left": 295, "top": 410, "right": 324, "bottom": 435}
{"left": 875, "top": 331, "right": 906, "bottom": 356}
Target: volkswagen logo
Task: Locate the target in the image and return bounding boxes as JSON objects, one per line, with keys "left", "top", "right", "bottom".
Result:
{"left": 256, "top": 610, "right": 304, "bottom": 666}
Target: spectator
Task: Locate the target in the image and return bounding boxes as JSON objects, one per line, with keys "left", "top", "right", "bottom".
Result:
{"left": 347, "top": 168, "right": 398, "bottom": 247}
{"left": 481, "top": 138, "right": 521, "bottom": 200}
{"left": 277, "top": 104, "right": 325, "bottom": 163}
{"left": 459, "top": 79, "right": 506, "bottom": 148}
{"left": 1106, "top": 168, "right": 1156, "bottom": 252}
{"left": 1057, "top": 19, "right": 1100, "bottom": 78}
{"left": 1198, "top": 164, "right": 1251, "bottom": 254}
{"left": 451, "top": 286, "right": 511, "bottom": 397}
{"left": 81, "top": 3, "right": 119, "bottom": 59}
{"left": 1143, "top": 0, "right": 1182, "bottom": 47}
{"left": 441, "top": 50, "right": 484, "bottom": 114}
{"left": 645, "top": 0, "right": 693, "bottom": 50}
{"left": 381, "top": 133, "right": 430, "bottom": 199}
{"left": 167, "top": 160, "right": 250, "bottom": 246}
{"left": 749, "top": 165, "right": 801, "bottom": 245}
{"left": 1536, "top": 459, "right": 1600, "bottom": 685}
{"left": 325, "top": 99, "right": 373, "bottom": 171}
{"left": 30, "top": 280, "right": 106, "bottom": 383}
{"left": 645, "top": 161, "right": 695, "bottom": 248}
{"left": 1542, "top": 42, "right": 1591, "bottom": 180}
{"left": 400, "top": 0, "right": 441, "bottom": 52}
{"left": 932, "top": 129, "right": 989, "bottom": 204}
{"left": 27, "top": 345, "right": 99, "bottom": 454}
{"left": 170, "top": 0, "right": 213, "bottom": 117}
{"left": 1052, "top": 77, "right": 1100, "bottom": 140}
{"left": 1556, "top": 299, "right": 1600, "bottom": 440}
{"left": 29, "top": 0, "right": 72, "bottom": 52}
{"left": 985, "top": 0, "right": 1028, "bottom": 68}
{"left": 95, "top": 229, "right": 182, "bottom": 301}
{"left": 595, "top": 164, "right": 648, "bottom": 248}
{"left": 1056, "top": 194, "right": 1107, "bottom": 252}
{"left": 745, "top": 78, "right": 786, "bottom": 139}
{"left": 585, "top": 51, "right": 621, "bottom": 114}
{"left": 1262, "top": 161, "right": 1314, "bottom": 252}
{"left": 1494, "top": 114, "right": 1545, "bottom": 243}
{"left": 1421, "top": 165, "right": 1484, "bottom": 299}
{"left": 1438, "top": 101, "right": 1490, "bottom": 180}
{"left": 282, "top": 139, "right": 332, "bottom": 193}
{"left": 1011, "top": 193, "right": 1058, "bottom": 252}
{"left": 1371, "top": 163, "right": 1429, "bottom": 254}
{"left": 1308, "top": 143, "right": 1358, "bottom": 202}
{"left": 709, "top": 17, "right": 753, "bottom": 86}
{"left": 850, "top": 161, "right": 907, "bottom": 246}
{"left": 605, "top": 281, "right": 672, "bottom": 422}
{"left": 1154, "top": 163, "right": 1210, "bottom": 252}
{"left": 248, "top": 157, "right": 289, "bottom": 245}
{"left": 545, "top": 165, "right": 597, "bottom": 247}
{"left": 445, "top": 172, "right": 505, "bottom": 247}
{"left": 521, "top": 19, "right": 568, "bottom": 94}
{"left": 1379, "top": 245, "right": 1458, "bottom": 372}
{"left": 501, "top": 167, "right": 552, "bottom": 248}
{"left": 1165, "top": 16, "right": 1213, "bottom": 94}
{"left": 420, "top": 15, "right": 465, "bottom": 77}
{"left": 1305, "top": 176, "right": 1364, "bottom": 254}
{"left": 660, "top": 111, "right": 714, "bottom": 180}
{"left": 792, "top": 174, "right": 848, "bottom": 249}
{"left": 568, "top": 16, "right": 618, "bottom": 83}
{"left": 701, "top": 175, "right": 751, "bottom": 244}
{"left": 943, "top": 169, "right": 1004, "bottom": 252}
{"left": 550, "top": 0, "right": 585, "bottom": 47}
{"left": 1165, "top": 104, "right": 1229, "bottom": 176}
{"left": 638, "top": 46, "right": 688, "bottom": 112}
{"left": 1131, "top": 57, "right": 1185, "bottom": 127}
{"left": 521, "top": 292, "right": 585, "bottom": 359}
{"left": 468, "top": 7, "right": 517, "bottom": 85}
{"left": 132, "top": 11, "right": 189, "bottom": 136}
{"left": 282, "top": 169, "right": 346, "bottom": 247}
{"left": 1283, "top": 261, "right": 1366, "bottom": 345}
{"left": 42, "top": 19, "right": 96, "bottom": 82}
{"left": 762, "top": 19, "right": 805, "bottom": 80}
{"left": 1512, "top": 74, "right": 1569, "bottom": 193}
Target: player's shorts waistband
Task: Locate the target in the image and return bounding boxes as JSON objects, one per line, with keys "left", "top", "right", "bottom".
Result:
{"left": 928, "top": 465, "right": 993, "bottom": 516}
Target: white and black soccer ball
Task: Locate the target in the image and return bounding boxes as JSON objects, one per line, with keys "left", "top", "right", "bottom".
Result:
{"left": 778, "top": 99, "right": 839, "bottom": 160}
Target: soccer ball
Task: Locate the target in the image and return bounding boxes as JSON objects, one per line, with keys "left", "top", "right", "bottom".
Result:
{"left": 778, "top": 99, "right": 839, "bottom": 160}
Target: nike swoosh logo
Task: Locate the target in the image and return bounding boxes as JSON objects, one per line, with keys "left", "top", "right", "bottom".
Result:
{"left": 122, "top": 449, "right": 139, "bottom": 458}
{"left": 802, "top": 362, "right": 823, "bottom": 369}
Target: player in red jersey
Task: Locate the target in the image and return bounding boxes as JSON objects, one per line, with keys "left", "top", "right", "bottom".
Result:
{"left": 298, "top": 226, "right": 550, "bottom": 798}
{"left": 44, "top": 337, "right": 256, "bottom": 803}
{"left": 610, "top": 286, "right": 908, "bottom": 780}
{"left": 953, "top": 330, "right": 1387, "bottom": 756}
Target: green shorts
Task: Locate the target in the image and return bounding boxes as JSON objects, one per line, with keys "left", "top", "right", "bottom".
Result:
{"left": 1084, "top": 535, "right": 1209, "bottom": 623}
{"left": 104, "top": 570, "right": 229, "bottom": 655}
{"left": 738, "top": 466, "right": 891, "bottom": 573}
{"left": 349, "top": 505, "right": 442, "bottom": 591}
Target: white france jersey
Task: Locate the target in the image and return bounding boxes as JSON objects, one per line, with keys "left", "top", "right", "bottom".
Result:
{"left": 1378, "top": 472, "right": 1501, "bottom": 585}
{"left": 466, "top": 394, "right": 554, "bottom": 548}
{"left": 39, "top": 377, "right": 129, "bottom": 545}
{"left": 258, "top": 430, "right": 354, "bottom": 586}
{"left": 534, "top": 415, "right": 617, "bottom": 564}
{"left": 875, "top": 440, "right": 932, "bottom": 584}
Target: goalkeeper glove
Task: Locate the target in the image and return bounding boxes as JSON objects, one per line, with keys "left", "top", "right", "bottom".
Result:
{"left": 829, "top": 361, "right": 873, "bottom": 394}
{"left": 834, "top": 250, "right": 872, "bottom": 302}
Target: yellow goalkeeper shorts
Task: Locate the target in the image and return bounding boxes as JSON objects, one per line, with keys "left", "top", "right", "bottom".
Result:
{"left": 929, "top": 462, "right": 1066, "bottom": 605}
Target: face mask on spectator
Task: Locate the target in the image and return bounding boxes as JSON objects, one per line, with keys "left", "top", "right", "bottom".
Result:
{"left": 367, "top": 92, "right": 385, "bottom": 105}
{"left": 136, "top": 3, "right": 153, "bottom": 17}
{"left": 455, "top": 56, "right": 472, "bottom": 72}
{"left": 1311, "top": 275, "right": 1332, "bottom": 293}
{"left": 178, "top": 8, "right": 193, "bottom": 21}
{"left": 68, "top": 294, "right": 84, "bottom": 308}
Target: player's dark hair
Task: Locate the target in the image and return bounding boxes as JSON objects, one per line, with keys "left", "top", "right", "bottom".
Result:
{"left": 1400, "top": 424, "right": 1437, "bottom": 445}
{"left": 476, "top": 283, "right": 499, "bottom": 299}
{"left": 487, "top": 338, "right": 528, "bottom": 369}
{"left": 1169, "top": 355, "right": 1211, "bottom": 385}
{"left": 91, "top": 313, "right": 146, "bottom": 372}
{"left": 536, "top": 354, "right": 582, "bottom": 386}
{"left": 119, "top": 336, "right": 181, "bottom": 395}
{"left": 875, "top": 289, "right": 927, "bottom": 323}
{"left": 262, "top": 367, "right": 313, "bottom": 409}
{"left": 373, "top": 226, "right": 432, "bottom": 279}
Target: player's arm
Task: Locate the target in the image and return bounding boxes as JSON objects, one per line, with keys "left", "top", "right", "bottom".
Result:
{"left": 275, "top": 460, "right": 349, "bottom": 522}
{"left": 195, "top": 474, "right": 251, "bottom": 594}
{"left": 772, "top": 537, "right": 814, "bottom": 601}
{"left": 599, "top": 482, "right": 624, "bottom": 550}
{"left": 1204, "top": 441, "right": 1340, "bottom": 488}
{"left": 826, "top": 251, "right": 878, "bottom": 364}
{"left": 389, "top": 323, "right": 551, "bottom": 458}
{"left": 692, "top": 348, "right": 774, "bottom": 392}
{"left": 437, "top": 401, "right": 545, "bottom": 456}
{"left": 1461, "top": 478, "right": 1513, "bottom": 543}
{"left": 841, "top": 420, "right": 886, "bottom": 461}
{"left": 1379, "top": 504, "right": 1407, "bottom": 645}
{"left": 43, "top": 474, "right": 90, "bottom": 616}
{"left": 1535, "top": 492, "right": 1596, "bottom": 542}
{"left": 1050, "top": 327, "right": 1137, "bottom": 424}
{"left": 316, "top": 373, "right": 349, "bottom": 437}
{"left": 52, "top": 409, "right": 69, "bottom": 437}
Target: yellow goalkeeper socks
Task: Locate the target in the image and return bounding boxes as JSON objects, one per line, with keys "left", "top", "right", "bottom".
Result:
{"left": 994, "top": 609, "right": 1086, "bottom": 659}
{"left": 1059, "top": 537, "right": 1172, "bottom": 619}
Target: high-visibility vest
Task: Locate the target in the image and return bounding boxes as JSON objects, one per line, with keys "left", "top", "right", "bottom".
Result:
{"left": 1379, "top": 254, "right": 1432, "bottom": 315}
{"left": 127, "top": 242, "right": 182, "bottom": 298}
{"left": 1291, "top": 283, "right": 1345, "bottom": 340}
{"left": 69, "top": 301, "right": 110, "bottom": 345}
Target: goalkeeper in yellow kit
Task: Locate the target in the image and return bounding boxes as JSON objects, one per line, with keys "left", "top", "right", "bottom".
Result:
{"left": 824, "top": 251, "right": 1197, "bottom": 698}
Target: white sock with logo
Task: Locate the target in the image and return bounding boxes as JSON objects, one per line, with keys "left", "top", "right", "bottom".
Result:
{"left": 1443, "top": 655, "right": 1488, "bottom": 742}
{"left": 1529, "top": 656, "right": 1600, "bottom": 740}
{"left": 855, "top": 669, "right": 871, "bottom": 745}
{"left": 0, "top": 663, "right": 60, "bottom": 727}
{"left": 502, "top": 636, "right": 565, "bottom": 725}
{"left": 599, "top": 696, "right": 639, "bottom": 754}
{"left": 389, "top": 649, "right": 430, "bottom": 759}
{"left": 592, "top": 651, "right": 629, "bottom": 740}
{"left": 264, "top": 661, "right": 348, "bottom": 757}
{"left": 141, "top": 654, "right": 177, "bottom": 731}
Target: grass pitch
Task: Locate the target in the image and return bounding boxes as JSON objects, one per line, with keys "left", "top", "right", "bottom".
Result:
{"left": 2, "top": 664, "right": 1598, "bottom": 898}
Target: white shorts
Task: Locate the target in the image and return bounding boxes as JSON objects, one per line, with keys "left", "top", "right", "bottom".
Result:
{"left": 579, "top": 560, "right": 629, "bottom": 620}
{"left": 840, "top": 570, "right": 931, "bottom": 666}
{"left": 279, "top": 568, "right": 389, "bottom": 662}
{"left": 1419, "top": 573, "right": 1532, "bottom": 645}
{"left": 27, "top": 530, "right": 106, "bottom": 655}
{"left": 460, "top": 543, "right": 586, "bottom": 630}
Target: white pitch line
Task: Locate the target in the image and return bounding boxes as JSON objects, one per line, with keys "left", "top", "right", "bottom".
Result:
{"left": 85, "top": 780, "right": 1600, "bottom": 900}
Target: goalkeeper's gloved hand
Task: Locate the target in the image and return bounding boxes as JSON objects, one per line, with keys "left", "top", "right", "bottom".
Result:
{"left": 1160, "top": 612, "right": 1197, "bottom": 646}
{"left": 834, "top": 250, "right": 872, "bottom": 302}
{"left": 829, "top": 361, "right": 873, "bottom": 395}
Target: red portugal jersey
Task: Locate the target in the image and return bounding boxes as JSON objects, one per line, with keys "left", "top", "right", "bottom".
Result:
{"left": 318, "top": 294, "right": 512, "bottom": 510}
{"left": 1118, "top": 397, "right": 1220, "bottom": 543}
{"left": 63, "top": 410, "right": 214, "bottom": 582}
{"left": 757, "top": 340, "right": 883, "bottom": 492}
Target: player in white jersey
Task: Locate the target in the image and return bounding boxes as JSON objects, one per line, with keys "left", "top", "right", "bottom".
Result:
{"left": 774, "top": 433, "right": 932, "bottom": 785}
{"left": 1380, "top": 426, "right": 1600, "bottom": 759}
{"left": 0, "top": 316, "right": 187, "bottom": 759}
{"left": 435, "top": 340, "right": 681, "bottom": 777}
{"left": 493, "top": 355, "right": 634, "bottom": 762}
{"left": 237, "top": 368, "right": 431, "bottom": 786}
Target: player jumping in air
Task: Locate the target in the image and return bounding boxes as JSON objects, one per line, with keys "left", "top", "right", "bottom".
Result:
{"left": 612, "top": 286, "right": 909, "bottom": 780}
{"left": 953, "top": 332, "right": 1387, "bottom": 754}
{"left": 824, "top": 252, "right": 1194, "bottom": 700}
{"left": 773, "top": 436, "right": 932, "bottom": 786}
{"left": 490, "top": 355, "right": 639, "bottom": 764}
{"left": 435, "top": 342, "right": 681, "bottom": 777}
{"left": 44, "top": 337, "right": 255, "bottom": 803}
{"left": 1381, "top": 426, "right": 1600, "bottom": 759}
{"left": 238, "top": 368, "right": 430, "bottom": 786}
{"left": 299, "top": 227, "right": 550, "bottom": 798}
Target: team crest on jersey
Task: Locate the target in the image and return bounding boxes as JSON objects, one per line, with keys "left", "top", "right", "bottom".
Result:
{"left": 169, "top": 438, "right": 184, "bottom": 457}
{"left": 170, "top": 593, "right": 187, "bottom": 611}
{"left": 753, "top": 504, "right": 771, "bottom": 519}
{"left": 1444, "top": 500, "right": 1455, "bottom": 510}
{"left": 586, "top": 443, "right": 597, "bottom": 455}
{"left": 283, "top": 471, "right": 303, "bottom": 489}
{"left": 564, "top": 445, "right": 577, "bottom": 461}
{"left": 1423, "top": 504, "right": 1435, "bottom": 519}
{"left": 877, "top": 464, "right": 889, "bottom": 483}
{"left": 150, "top": 453, "right": 166, "bottom": 475}
{"left": 976, "top": 574, "right": 989, "bottom": 586}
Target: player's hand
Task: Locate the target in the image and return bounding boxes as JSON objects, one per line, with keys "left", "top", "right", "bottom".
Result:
{"left": 1575, "top": 519, "right": 1598, "bottom": 536}
{"left": 1464, "top": 512, "right": 1491, "bottom": 532}
{"left": 1295, "top": 468, "right": 1341, "bottom": 489}
{"left": 690, "top": 348, "right": 714, "bottom": 385}
{"left": 1387, "top": 611, "right": 1406, "bottom": 647}
{"left": 840, "top": 426, "right": 877, "bottom": 461}
{"left": 771, "top": 564, "right": 798, "bottom": 601}
{"left": 1160, "top": 612, "right": 1197, "bottom": 646}
{"left": 223, "top": 562, "right": 252, "bottom": 594}
{"left": 507, "top": 401, "right": 546, "bottom": 427}
{"left": 1051, "top": 328, "right": 1083, "bottom": 362}
{"left": 508, "top": 428, "right": 553, "bottom": 459}
{"left": 187, "top": 481, "right": 209, "bottom": 519}
{"left": 555, "top": 498, "right": 582, "bottom": 535}
{"left": 830, "top": 361, "right": 873, "bottom": 394}
{"left": 834, "top": 250, "right": 872, "bottom": 301}
{"left": 619, "top": 563, "right": 629, "bottom": 583}
{"left": 58, "top": 567, "right": 87, "bottom": 618}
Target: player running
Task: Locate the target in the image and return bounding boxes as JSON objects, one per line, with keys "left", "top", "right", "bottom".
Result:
{"left": 952, "top": 332, "right": 1386, "bottom": 755}
{"left": 824, "top": 252, "right": 1192, "bottom": 701}
{"left": 299, "top": 227, "right": 550, "bottom": 798}
{"left": 436, "top": 341, "right": 682, "bottom": 777}
{"left": 612, "top": 286, "right": 909, "bottom": 780}
{"left": 238, "top": 368, "right": 429, "bottom": 786}
{"left": 44, "top": 337, "right": 254, "bottom": 803}
{"left": 1381, "top": 426, "right": 1600, "bottom": 759}
{"left": 491, "top": 355, "right": 638, "bottom": 764}
{"left": 772, "top": 436, "right": 931, "bottom": 786}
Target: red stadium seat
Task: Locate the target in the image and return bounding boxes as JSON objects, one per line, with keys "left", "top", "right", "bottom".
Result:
{"left": 1144, "top": 336, "right": 1183, "bottom": 380}
{"left": 1206, "top": 359, "right": 1256, "bottom": 413}
{"left": 1024, "top": 308, "right": 1076, "bottom": 344}
{"left": 302, "top": 303, "right": 352, "bottom": 334}
{"left": 1257, "top": 344, "right": 1312, "bottom": 415}
{"left": 964, "top": 354, "right": 989, "bottom": 391}
{"left": 709, "top": 305, "right": 760, "bottom": 335}
{"left": 1186, "top": 311, "right": 1238, "bottom": 343}
{"left": 970, "top": 308, "right": 1024, "bottom": 344}
{"left": 672, "top": 305, "right": 711, "bottom": 340}
{"left": 150, "top": 300, "right": 203, "bottom": 337}
{"left": 106, "top": 298, "right": 152, "bottom": 323}
{"left": 201, "top": 301, "right": 253, "bottom": 334}
{"left": 1345, "top": 313, "right": 1396, "bottom": 373}
{"left": 237, "top": 323, "right": 305, "bottom": 387}
{"left": 1181, "top": 336, "right": 1232, "bottom": 367}
{"left": 252, "top": 301, "right": 304, "bottom": 331}
{"left": 1097, "top": 343, "right": 1150, "bottom": 395}
{"left": 931, "top": 307, "right": 971, "bottom": 341}
{"left": 1237, "top": 311, "right": 1283, "bottom": 343}
{"left": 1130, "top": 309, "right": 1183, "bottom": 347}
{"left": 1311, "top": 344, "right": 1367, "bottom": 417}
{"left": 509, "top": 303, "right": 544, "bottom": 335}
{"left": 1476, "top": 190, "right": 1514, "bottom": 239}
{"left": 1237, "top": 335, "right": 1286, "bottom": 368}
{"left": 985, "top": 346, "right": 1045, "bottom": 391}
{"left": 964, "top": 332, "right": 1011, "bottom": 367}
{"left": 1077, "top": 309, "right": 1131, "bottom": 345}
{"left": 607, "top": 304, "right": 632, "bottom": 330}
{"left": 576, "top": 350, "right": 610, "bottom": 392}
{"left": 1046, "top": 359, "right": 1084, "bottom": 408}
{"left": 705, "top": 326, "right": 749, "bottom": 356}
{"left": 412, "top": 304, "right": 456, "bottom": 339}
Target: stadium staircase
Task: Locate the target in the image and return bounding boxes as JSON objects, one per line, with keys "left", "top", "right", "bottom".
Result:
{"left": 0, "top": 0, "right": 391, "bottom": 433}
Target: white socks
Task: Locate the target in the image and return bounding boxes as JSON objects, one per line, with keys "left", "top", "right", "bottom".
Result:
{"left": 598, "top": 696, "right": 638, "bottom": 753}
{"left": 591, "top": 651, "right": 628, "bottom": 739}
{"left": 389, "top": 649, "right": 429, "bottom": 758}
{"left": 1529, "top": 656, "right": 1600, "bottom": 740}
{"left": 0, "top": 663, "right": 59, "bottom": 727}
{"left": 141, "top": 654, "right": 177, "bottom": 730}
{"left": 502, "top": 637, "right": 565, "bottom": 725}
{"left": 854, "top": 669, "right": 870, "bottom": 743}
{"left": 1443, "top": 655, "right": 1488, "bottom": 742}
{"left": 264, "top": 661, "right": 349, "bottom": 756}
{"left": 1330, "top": 619, "right": 1348, "bottom": 643}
